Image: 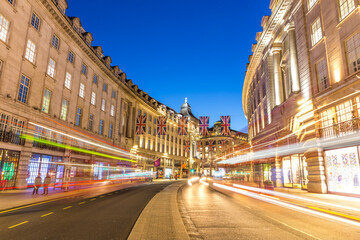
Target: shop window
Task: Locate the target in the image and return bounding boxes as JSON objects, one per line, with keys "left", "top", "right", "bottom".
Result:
{"left": 325, "top": 147, "right": 360, "bottom": 194}
{"left": 0, "top": 149, "right": 20, "bottom": 188}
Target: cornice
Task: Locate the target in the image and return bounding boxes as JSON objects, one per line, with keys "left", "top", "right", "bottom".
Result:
{"left": 242, "top": 0, "right": 294, "bottom": 116}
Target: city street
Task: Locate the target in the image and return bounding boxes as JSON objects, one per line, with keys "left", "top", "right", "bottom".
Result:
{"left": 0, "top": 181, "right": 173, "bottom": 240}
{"left": 181, "top": 180, "right": 360, "bottom": 240}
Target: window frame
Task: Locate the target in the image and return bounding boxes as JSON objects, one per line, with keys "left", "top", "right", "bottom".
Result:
{"left": 101, "top": 99, "right": 105, "bottom": 111}
{"left": 68, "top": 51, "right": 75, "bottom": 64}
{"left": 60, "top": 99, "right": 69, "bottom": 121}
{"left": 18, "top": 75, "right": 30, "bottom": 104}
{"left": 91, "top": 91, "right": 96, "bottom": 105}
{"left": 81, "top": 64, "right": 87, "bottom": 75}
{"left": 41, "top": 88, "right": 51, "bottom": 113}
{"left": 64, "top": 72, "right": 72, "bottom": 89}
{"left": 47, "top": 58, "right": 56, "bottom": 78}
{"left": 88, "top": 114, "right": 94, "bottom": 131}
{"left": 30, "top": 12, "right": 40, "bottom": 31}
{"left": 110, "top": 104, "right": 115, "bottom": 117}
{"left": 338, "top": 0, "right": 356, "bottom": 21}
{"left": 99, "top": 120, "right": 104, "bottom": 135}
{"left": 7, "top": 0, "right": 16, "bottom": 6}
{"left": 51, "top": 34, "right": 60, "bottom": 49}
{"left": 345, "top": 33, "right": 360, "bottom": 75}
{"left": 315, "top": 58, "right": 330, "bottom": 92}
{"left": 25, "top": 39, "right": 36, "bottom": 64}
{"left": 311, "top": 17, "right": 323, "bottom": 47}
{"left": 79, "top": 83, "right": 85, "bottom": 98}
{"left": 0, "top": 14, "right": 10, "bottom": 43}
{"left": 75, "top": 107, "right": 82, "bottom": 127}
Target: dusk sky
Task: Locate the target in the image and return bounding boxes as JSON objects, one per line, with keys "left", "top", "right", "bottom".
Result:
{"left": 67, "top": 0, "right": 271, "bottom": 133}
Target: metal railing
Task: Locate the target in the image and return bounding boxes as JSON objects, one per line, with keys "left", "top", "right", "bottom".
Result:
{"left": 318, "top": 117, "right": 359, "bottom": 139}
{"left": 0, "top": 129, "right": 25, "bottom": 146}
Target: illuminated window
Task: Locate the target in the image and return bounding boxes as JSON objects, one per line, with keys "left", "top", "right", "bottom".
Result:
{"left": 339, "top": 0, "right": 355, "bottom": 20}
{"left": 311, "top": 18, "right": 322, "bottom": 46}
{"left": 25, "top": 40, "right": 36, "bottom": 63}
{"left": 88, "top": 114, "right": 94, "bottom": 131}
{"left": 109, "top": 123, "right": 113, "bottom": 138}
{"left": 336, "top": 100, "right": 353, "bottom": 123}
{"left": 47, "top": 58, "right": 56, "bottom": 78}
{"left": 308, "top": 0, "right": 317, "bottom": 9}
{"left": 345, "top": 33, "right": 360, "bottom": 74}
{"left": 51, "top": 35, "right": 59, "bottom": 49}
{"left": 316, "top": 59, "right": 329, "bottom": 92}
{"left": 110, "top": 105, "right": 115, "bottom": 116}
{"left": 68, "top": 51, "right": 74, "bottom": 63}
{"left": 75, "top": 107, "right": 82, "bottom": 126}
{"left": 99, "top": 120, "right": 104, "bottom": 135}
{"left": 31, "top": 13, "right": 40, "bottom": 30}
{"left": 79, "top": 83, "right": 85, "bottom": 98}
{"left": 91, "top": 92, "right": 96, "bottom": 105}
{"left": 81, "top": 64, "right": 87, "bottom": 75}
{"left": 64, "top": 72, "right": 71, "bottom": 89}
{"left": 0, "top": 15, "right": 10, "bottom": 42}
{"left": 18, "top": 75, "right": 30, "bottom": 103}
{"left": 101, "top": 99, "right": 105, "bottom": 111}
{"left": 356, "top": 97, "right": 360, "bottom": 117}
{"left": 60, "top": 99, "right": 68, "bottom": 121}
{"left": 41, "top": 89, "right": 51, "bottom": 113}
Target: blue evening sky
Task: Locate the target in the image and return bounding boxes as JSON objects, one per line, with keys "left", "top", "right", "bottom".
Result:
{"left": 67, "top": 0, "right": 271, "bottom": 133}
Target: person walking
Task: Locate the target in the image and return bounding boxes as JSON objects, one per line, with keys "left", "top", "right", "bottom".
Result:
{"left": 33, "top": 174, "right": 42, "bottom": 195}
{"left": 43, "top": 173, "right": 51, "bottom": 195}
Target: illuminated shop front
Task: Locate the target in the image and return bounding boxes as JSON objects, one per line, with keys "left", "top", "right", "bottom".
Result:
{"left": 27, "top": 154, "right": 63, "bottom": 185}
{"left": 282, "top": 154, "right": 308, "bottom": 189}
{"left": 325, "top": 147, "right": 360, "bottom": 195}
{"left": 0, "top": 149, "right": 20, "bottom": 188}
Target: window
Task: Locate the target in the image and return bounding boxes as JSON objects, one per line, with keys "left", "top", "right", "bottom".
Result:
{"left": 99, "top": 120, "right": 104, "bottom": 135}
{"left": 75, "top": 108, "right": 82, "bottom": 126}
{"left": 88, "top": 114, "right": 94, "bottom": 131}
{"left": 42, "top": 89, "right": 51, "bottom": 113}
{"left": 316, "top": 59, "right": 329, "bottom": 92}
{"left": 60, "top": 99, "right": 68, "bottom": 121}
{"left": 109, "top": 123, "right": 113, "bottom": 138}
{"left": 25, "top": 40, "right": 36, "bottom": 63}
{"left": 112, "top": 90, "right": 116, "bottom": 98}
{"left": 0, "top": 15, "right": 10, "bottom": 42}
{"left": 79, "top": 83, "right": 85, "bottom": 98}
{"left": 68, "top": 51, "right": 74, "bottom": 63}
{"left": 101, "top": 99, "right": 105, "bottom": 111}
{"left": 311, "top": 18, "right": 322, "bottom": 46}
{"left": 103, "top": 83, "right": 108, "bottom": 92}
{"left": 47, "top": 58, "right": 56, "bottom": 78}
{"left": 51, "top": 35, "right": 59, "bottom": 49}
{"left": 308, "top": 0, "right": 317, "bottom": 9}
{"left": 8, "top": 0, "right": 15, "bottom": 6}
{"left": 345, "top": 33, "right": 360, "bottom": 74}
{"left": 31, "top": 13, "right": 40, "bottom": 30}
{"left": 148, "top": 126, "right": 151, "bottom": 134}
{"left": 64, "top": 72, "right": 72, "bottom": 89}
{"left": 110, "top": 105, "right": 115, "bottom": 116}
{"left": 91, "top": 92, "right": 96, "bottom": 105}
{"left": 18, "top": 75, "right": 30, "bottom": 103}
{"left": 81, "top": 64, "right": 87, "bottom": 75}
{"left": 93, "top": 75, "right": 98, "bottom": 84}
{"left": 148, "top": 140, "right": 151, "bottom": 150}
{"left": 339, "top": 0, "right": 355, "bottom": 20}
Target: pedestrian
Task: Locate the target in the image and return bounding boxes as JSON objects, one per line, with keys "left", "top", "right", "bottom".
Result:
{"left": 175, "top": 174, "right": 178, "bottom": 180}
{"left": 33, "top": 174, "right": 42, "bottom": 195}
{"left": 43, "top": 173, "right": 51, "bottom": 195}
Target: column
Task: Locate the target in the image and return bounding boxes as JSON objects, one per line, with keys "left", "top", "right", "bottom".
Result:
{"left": 305, "top": 148, "right": 327, "bottom": 193}
{"left": 275, "top": 156, "right": 282, "bottom": 187}
{"left": 288, "top": 25, "right": 300, "bottom": 92}
{"left": 16, "top": 142, "right": 33, "bottom": 189}
{"left": 272, "top": 45, "right": 284, "bottom": 106}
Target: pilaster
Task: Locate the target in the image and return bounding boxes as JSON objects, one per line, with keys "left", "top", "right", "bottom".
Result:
{"left": 305, "top": 147, "right": 327, "bottom": 193}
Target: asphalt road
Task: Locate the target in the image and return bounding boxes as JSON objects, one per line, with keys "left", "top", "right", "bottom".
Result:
{"left": 0, "top": 181, "right": 174, "bottom": 240}
{"left": 181, "top": 181, "right": 360, "bottom": 240}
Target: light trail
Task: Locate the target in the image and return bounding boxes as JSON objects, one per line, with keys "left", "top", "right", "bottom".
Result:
{"left": 213, "top": 183, "right": 360, "bottom": 228}
{"left": 200, "top": 177, "right": 209, "bottom": 186}
{"left": 232, "top": 183, "right": 360, "bottom": 213}
{"left": 188, "top": 177, "right": 200, "bottom": 186}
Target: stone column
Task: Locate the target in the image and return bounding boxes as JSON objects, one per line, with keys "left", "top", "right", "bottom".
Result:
{"left": 16, "top": 143, "right": 33, "bottom": 189}
{"left": 275, "top": 156, "right": 283, "bottom": 187}
{"left": 288, "top": 25, "right": 300, "bottom": 92}
{"left": 163, "top": 158, "right": 166, "bottom": 179}
{"left": 305, "top": 148, "right": 327, "bottom": 193}
{"left": 272, "top": 45, "right": 284, "bottom": 106}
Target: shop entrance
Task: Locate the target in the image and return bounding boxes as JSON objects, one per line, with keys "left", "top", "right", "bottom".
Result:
{"left": 0, "top": 149, "right": 20, "bottom": 189}
{"left": 282, "top": 154, "right": 308, "bottom": 189}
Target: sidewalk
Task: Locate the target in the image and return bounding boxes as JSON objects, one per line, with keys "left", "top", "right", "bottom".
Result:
{"left": 0, "top": 179, "right": 145, "bottom": 212}
{"left": 128, "top": 180, "right": 189, "bottom": 240}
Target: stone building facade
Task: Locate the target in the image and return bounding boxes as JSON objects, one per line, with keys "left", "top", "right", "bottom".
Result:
{"left": 0, "top": 0, "right": 197, "bottom": 189}
{"left": 234, "top": 0, "right": 360, "bottom": 195}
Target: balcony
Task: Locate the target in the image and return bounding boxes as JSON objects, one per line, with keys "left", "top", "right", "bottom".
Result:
{"left": 318, "top": 117, "right": 359, "bottom": 139}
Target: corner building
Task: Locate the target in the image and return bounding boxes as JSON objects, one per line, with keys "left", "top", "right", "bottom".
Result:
{"left": 243, "top": 0, "right": 360, "bottom": 195}
{"left": 0, "top": 0, "right": 198, "bottom": 189}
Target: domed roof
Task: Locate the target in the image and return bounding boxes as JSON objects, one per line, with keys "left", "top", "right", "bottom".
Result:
{"left": 180, "top": 98, "right": 195, "bottom": 118}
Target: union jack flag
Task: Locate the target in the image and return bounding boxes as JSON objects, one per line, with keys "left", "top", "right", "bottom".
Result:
{"left": 157, "top": 116, "right": 167, "bottom": 135}
{"left": 221, "top": 140, "right": 228, "bottom": 150}
{"left": 220, "top": 116, "right": 231, "bottom": 136}
{"left": 199, "top": 116, "right": 210, "bottom": 136}
{"left": 197, "top": 141, "right": 202, "bottom": 152}
{"left": 185, "top": 140, "right": 190, "bottom": 152}
{"left": 178, "top": 116, "right": 188, "bottom": 136}
{"left": 136, "top": 114, "right": 147, "bottom": 135}
{"left": 208, "top": 140, "right": 215, "bottom": 152}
